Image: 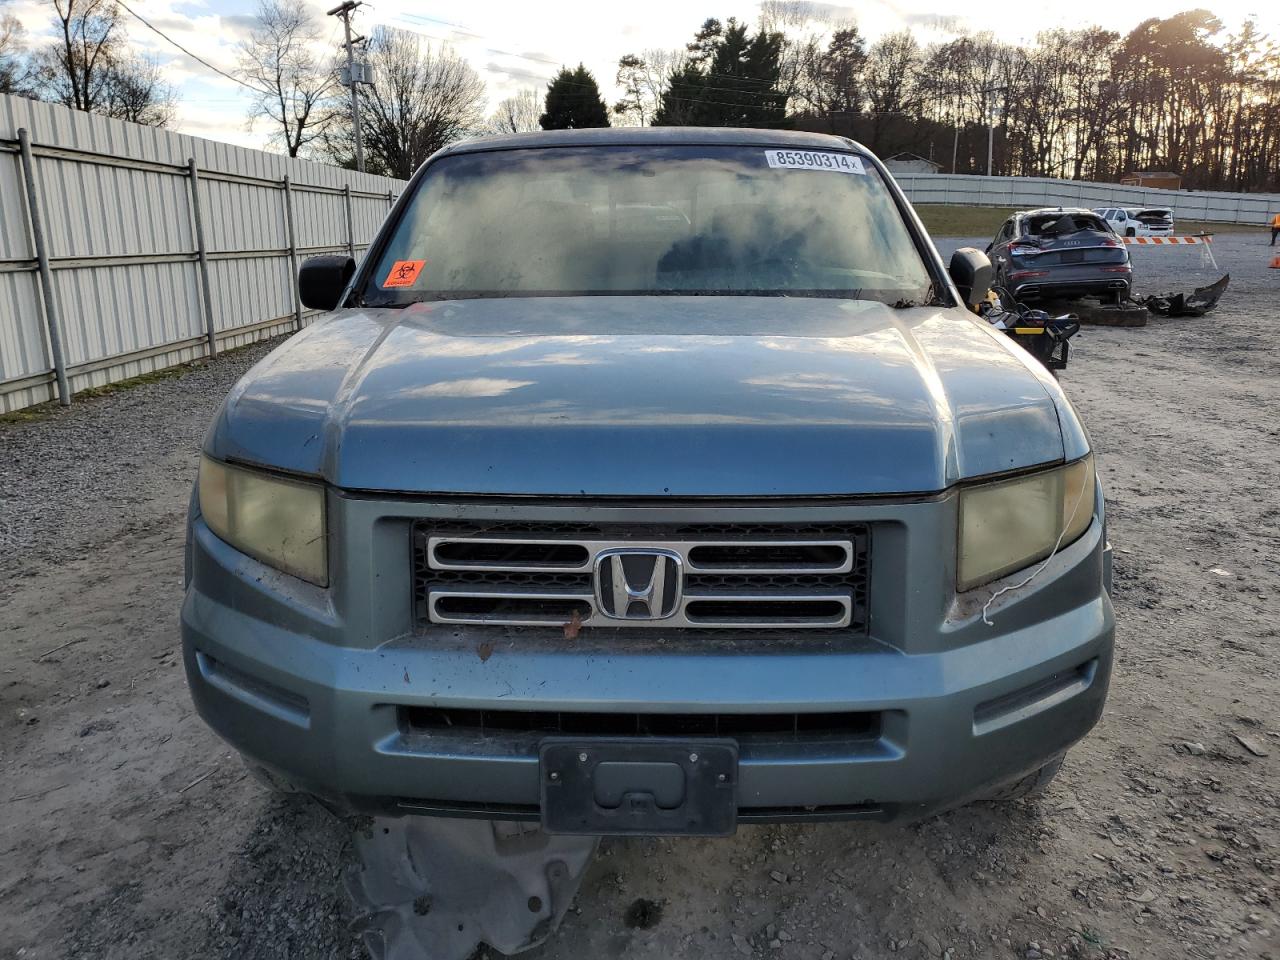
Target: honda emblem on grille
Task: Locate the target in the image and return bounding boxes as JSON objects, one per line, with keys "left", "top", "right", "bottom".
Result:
{"left": 594, "top": 549, "right": 682, "bottom": 620}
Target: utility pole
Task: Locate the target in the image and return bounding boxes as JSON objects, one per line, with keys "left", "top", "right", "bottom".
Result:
{"left": 979, "top": 85, "right": 1007, "bottom": 177}
{"left": 987, "top": 111, "right": 994, "bottom": 176}
{"left": 328, "top": 1, "right": 365, "bottom": 173}
{"left": 948, "top": 90, "right": 961, "bottom": 174}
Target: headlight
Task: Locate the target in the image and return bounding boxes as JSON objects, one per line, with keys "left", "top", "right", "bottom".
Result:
{"left": 198, "top": 456, "right": 328, "bottom": 586}
{"left": 957, "top": 455, "right": 1095, "bottom": 591}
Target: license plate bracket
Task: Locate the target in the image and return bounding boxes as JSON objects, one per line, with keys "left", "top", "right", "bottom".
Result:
{"left": 539, "top": 739, "right": 738, "bottom": 837}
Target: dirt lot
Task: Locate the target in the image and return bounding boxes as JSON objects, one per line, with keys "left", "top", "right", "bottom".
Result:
{"left": 1, "top": 233, "right": 1277, "bottom": 960}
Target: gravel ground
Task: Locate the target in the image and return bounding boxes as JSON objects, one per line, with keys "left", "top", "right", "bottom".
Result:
{"left": 1, "top": 232, "right": 1277, "bottom": 960}
{"left": 0, "top": 341, "right": 281, "bottom": 581}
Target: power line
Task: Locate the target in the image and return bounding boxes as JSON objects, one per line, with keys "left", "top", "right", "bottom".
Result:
{"left": 385, "top": 13, "right": 863, "bottom": 114}
{"left": 386, "top": 18, "right": 808, "bottom": 107}
{"left": 122, "top": 0, "right": 891, "bottom": 125}
{"left": 397, "top": 12, "right": 484, "bottom": 41}
{"left": 115, "top": 0, "right": 274, "bottom": 98}
{"left": 392, "top": 11, "right": 816, "bottom": 98}
{"left": 462, "top": 68, "right": 799, "bottom": 116}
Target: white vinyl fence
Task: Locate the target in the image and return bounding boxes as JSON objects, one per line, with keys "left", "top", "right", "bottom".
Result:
{"left": 893, "top": 172, "right": 1280, "bottom": 226}
{"left": 0, "top": 93, "right": 405, "bottom": 414}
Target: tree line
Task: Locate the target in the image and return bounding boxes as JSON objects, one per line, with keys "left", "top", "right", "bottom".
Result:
{"left": 4, "top": 1, "right": 1279, "bottom": 191}
{"left": 605, "top": 6, "right": 1280, "bottom": 192}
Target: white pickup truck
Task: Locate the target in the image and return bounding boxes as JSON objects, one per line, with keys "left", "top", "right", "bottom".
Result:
{"left": 1094, "top": 207, "right": 1175, "bottom": 237}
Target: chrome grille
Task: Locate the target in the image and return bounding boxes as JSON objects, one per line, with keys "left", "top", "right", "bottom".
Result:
{"left": 412, "top": 520, "right": 870, "bottom": 632}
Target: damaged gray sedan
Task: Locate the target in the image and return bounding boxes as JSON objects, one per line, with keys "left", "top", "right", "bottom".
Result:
{"left": 182, "top": 128, "right": 1114, "bottom": 840}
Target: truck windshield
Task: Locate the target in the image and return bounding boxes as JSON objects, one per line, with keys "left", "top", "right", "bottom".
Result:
{"left": 361, "top": 144, "right": 935, "bottom": 306}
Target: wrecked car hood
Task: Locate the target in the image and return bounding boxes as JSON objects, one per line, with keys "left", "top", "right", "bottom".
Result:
{"left": 207, "top": 296, "right": 1082, "bottom": 496}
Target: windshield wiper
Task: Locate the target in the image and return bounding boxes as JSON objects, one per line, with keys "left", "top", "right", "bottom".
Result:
{"left": 891, "top": 283, "right": 948, "bottom": 309}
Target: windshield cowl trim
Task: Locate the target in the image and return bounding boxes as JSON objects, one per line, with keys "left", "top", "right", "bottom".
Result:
{"left": 366, "top": 287, "right": 934, "bottom": 308}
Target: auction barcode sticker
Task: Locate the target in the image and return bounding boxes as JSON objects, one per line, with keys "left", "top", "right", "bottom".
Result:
{"left": 765, "top": 150, "right": 865, "bottom": 174}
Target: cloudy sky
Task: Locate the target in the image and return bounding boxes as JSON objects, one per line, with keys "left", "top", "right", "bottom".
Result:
{"left": 4, "top": 0, "right": 1275, "bottom": 150}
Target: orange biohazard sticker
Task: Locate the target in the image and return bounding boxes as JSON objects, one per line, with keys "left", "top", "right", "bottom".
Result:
{"left": 382, "top": 259, "right": 425, "bottom": 287}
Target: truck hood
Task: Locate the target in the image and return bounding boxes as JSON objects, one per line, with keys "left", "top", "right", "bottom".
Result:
{"left": 208, "top": 296, "right": 1081, "bottom": 497}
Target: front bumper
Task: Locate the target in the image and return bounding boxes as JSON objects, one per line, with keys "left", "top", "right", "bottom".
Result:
{"left": 181, "top": 493, "right": 1115, "bottom": 825}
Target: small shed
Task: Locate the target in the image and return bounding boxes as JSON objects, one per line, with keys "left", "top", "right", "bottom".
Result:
{"left": 883, "top": 152, "right": 942, "bottom": 175}
{"left": 1120, "top": 171, "right": 1181, "bottom": 190}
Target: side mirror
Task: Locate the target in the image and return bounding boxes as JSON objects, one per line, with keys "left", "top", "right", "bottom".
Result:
{"left": 299, "top": 255, "right": 356, "bottom": 311}
{"left": 948, "top": 247, "right": 993, "bottom": 308}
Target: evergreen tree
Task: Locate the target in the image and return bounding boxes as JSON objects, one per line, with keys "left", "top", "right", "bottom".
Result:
{"left": 686, "top": 18, "right": 723, "bottom": 66}
{"left": 539, "top": 65, "right": 611, "bottom": 129}
{"left": 819, "top": 28, "right": 868, "bottom": 117}
{"left": 653, "top": 61, "right": 708, "bottom": 126}
{"left": 654, "top": 17, "right": 788, "bottom": 128}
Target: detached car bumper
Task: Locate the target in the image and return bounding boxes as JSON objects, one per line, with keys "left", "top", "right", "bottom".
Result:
{"left": 181, "top": 500, "right": 1115, "bottom": 825}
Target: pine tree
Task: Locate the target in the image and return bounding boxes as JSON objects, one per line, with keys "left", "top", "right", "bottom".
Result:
{"left": 539, "top": 65, "right": 611, "bottom": 130}
{"left": 653, "top": 62, "right": 709, "bottom": 126}
{"left": 653, "top": 18, "right": 788, "bottom": 128}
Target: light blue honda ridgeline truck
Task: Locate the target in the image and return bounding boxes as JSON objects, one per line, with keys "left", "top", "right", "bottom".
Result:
{"left": 182, "top": 128, "right": 1114, "bottom": 837}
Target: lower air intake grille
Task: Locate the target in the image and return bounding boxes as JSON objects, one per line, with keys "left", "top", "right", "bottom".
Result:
{"left": 412, "top": 519, "right": 870, "bottom": 633}
{"left": 400, "top": 706, "right": 881, "bottom": 743}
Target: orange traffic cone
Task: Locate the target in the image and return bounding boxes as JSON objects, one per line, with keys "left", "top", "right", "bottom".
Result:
{"left": 1272, "top": 253, "right": 1280, "bottom": 268}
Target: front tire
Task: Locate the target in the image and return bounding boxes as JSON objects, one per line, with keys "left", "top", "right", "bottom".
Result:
{"left": 244, "top": 758, "right": 301, "bottom": 794}
{"left": 982, "top": 754, "right": 1065, "bottom": 802}
{"left": 1125, "top": 227, "right": 1136, "bottom": 237}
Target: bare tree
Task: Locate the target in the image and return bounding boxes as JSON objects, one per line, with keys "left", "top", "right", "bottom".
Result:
{"left": 612, "top": 48, "right": 685, "bottom": 126}
{"left": 103, "top": 53, "right": 175, "bottom": 126}
{"left": 758, "top": 1, "right": 831, "bottom": 114}
{"left": 25, "top": 0, "right": 174, "bottom": 126}
{"left": 613, "top": 53, "right": 649, "bottom": 126}
{"left": 37, "top": 0, "right": 121, "bottom": 113}
{"left": 862, "top": 31, "right": 921, "bottom": 152}
{"left": 1, "top": 11, "right": 28, "bottom": 94}
{"left": 487, "top": 88, "right": 541, "bottom": 134}
{"left": 237, "top": 0, "right": 335, "bottom": 157}
{"left": 322, "top": 27, "right": 487, "bottom": 179}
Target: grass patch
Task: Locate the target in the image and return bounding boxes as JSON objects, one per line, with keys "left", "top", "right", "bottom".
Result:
{"left": 75, "top": 363, "right": 195, "bottom": 401}
{"left": 915, "top": 204, "right": 1268, "bottom": 238}
{"left": 914, "top": 205, "right": 1016, "bottom": 238}
{"left": 0, "top": 365, "right": 197, "bottom": 425}
{"left": 1177, "top": 220, "right": 1265, "bottom": 235}
{"left": 0, "top": 407, "right": 52, "bottom": 425}
{"left": 0, "top": 337, "right": 281, "bottom": 425}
